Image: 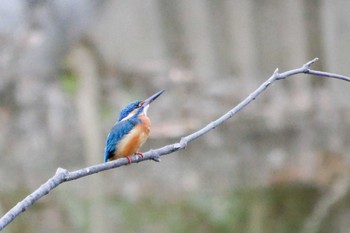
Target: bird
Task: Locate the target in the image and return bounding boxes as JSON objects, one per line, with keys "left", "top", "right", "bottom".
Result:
{"left": 104, "top": 90, "right": 165, "bottom": 163}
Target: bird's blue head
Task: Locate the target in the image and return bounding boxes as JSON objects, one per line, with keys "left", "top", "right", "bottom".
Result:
{"left": 118, "top": 101, "right": 141, "bottom": 121}
{"left": 117, "top": 90, "right": 165, "bottom": 122}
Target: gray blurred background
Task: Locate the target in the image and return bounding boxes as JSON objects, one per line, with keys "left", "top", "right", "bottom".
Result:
{"left": 1, "top": 0, "right": 350, "bottom": 233}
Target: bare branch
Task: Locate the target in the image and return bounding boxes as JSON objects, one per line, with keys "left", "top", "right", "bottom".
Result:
{"left": 1, "top": 58, "right": 349, "bottom": 231}
{"left": 307, "top": 69, "right": 350, "bottom": 82}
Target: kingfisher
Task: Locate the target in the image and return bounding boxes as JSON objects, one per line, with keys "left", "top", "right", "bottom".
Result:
{"left": 104, "top": 90, "right": 165, "bottom": 163}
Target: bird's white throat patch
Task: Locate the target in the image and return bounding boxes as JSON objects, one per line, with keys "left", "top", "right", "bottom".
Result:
{"left": 143, "top": 105, "right": 149, "bottom": 116}
{"left": 120, "top": 105, "right": 149, "bottom": 122}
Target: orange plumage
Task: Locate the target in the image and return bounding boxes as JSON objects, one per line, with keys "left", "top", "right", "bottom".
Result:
{"left": 104, "top": 90, "right": 164, "bottom": 163}
{"left": 111, "top": 115, "right": 151, "bottom": 160}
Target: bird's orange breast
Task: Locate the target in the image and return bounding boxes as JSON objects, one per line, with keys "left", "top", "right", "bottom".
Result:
{"left": 114, "top": 115, "right": 151, "bottom": 159}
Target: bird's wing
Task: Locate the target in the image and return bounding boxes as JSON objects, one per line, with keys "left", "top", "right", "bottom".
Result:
{"left": 104, "top": 119, "right": 135, "bottom": 162}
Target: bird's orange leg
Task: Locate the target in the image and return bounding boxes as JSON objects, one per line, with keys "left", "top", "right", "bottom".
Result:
{"left": 135, "top": 152, "right": 144, "bottom": 159}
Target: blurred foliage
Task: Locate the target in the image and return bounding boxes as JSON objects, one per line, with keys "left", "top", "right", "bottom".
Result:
{"left": 63, "top": 193, "right": 90, "bottom": 232}
{"left": 319, "top": 191, "right": 350, "bottom": 233}
{"left": 0, "top": 180, "right": 329, "bottom": 233}
{"left": 103, "top": 184, "right": 320, "bottom": 233}
{"left": 264, "top": 183, "right": 320, "bottom": 233}
{"left": 59, "top": 69, "right": 79, "bottom": 95}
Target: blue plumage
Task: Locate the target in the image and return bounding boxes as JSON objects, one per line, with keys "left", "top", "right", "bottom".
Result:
{"left": 104, "top": 105, "right": 142, "bottom": 162}
{"left": 118, "top": 101, "right": 141, "bottom": 121}
{"left": 104, "top": 90, "right": 165, "bottom": 163}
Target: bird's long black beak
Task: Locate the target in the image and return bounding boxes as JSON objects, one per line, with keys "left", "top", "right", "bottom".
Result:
{"left": 142, "top": 89, "right": 165, "bottom": 106}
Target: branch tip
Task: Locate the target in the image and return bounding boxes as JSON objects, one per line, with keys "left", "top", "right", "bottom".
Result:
{"left": 304, "top": 58, "right": 319, "bottom": 68}
{"left": 55, "top": 167, "right": 68, "bottom": 176}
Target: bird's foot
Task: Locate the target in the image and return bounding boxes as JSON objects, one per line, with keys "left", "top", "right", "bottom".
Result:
{"left": 135, "top": 152, "right": 144, "bottom": 159}
{"left": 126, "top": 156, "right": 132, "bottom": 164}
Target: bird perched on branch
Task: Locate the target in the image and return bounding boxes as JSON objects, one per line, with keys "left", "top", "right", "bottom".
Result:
{"left": 104, "top": 90, "right": 165, "bottom": 163}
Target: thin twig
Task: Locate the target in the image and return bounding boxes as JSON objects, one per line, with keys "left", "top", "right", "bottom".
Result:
{"left": 0, "top": 58, "right": 349, "bottom": 231}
